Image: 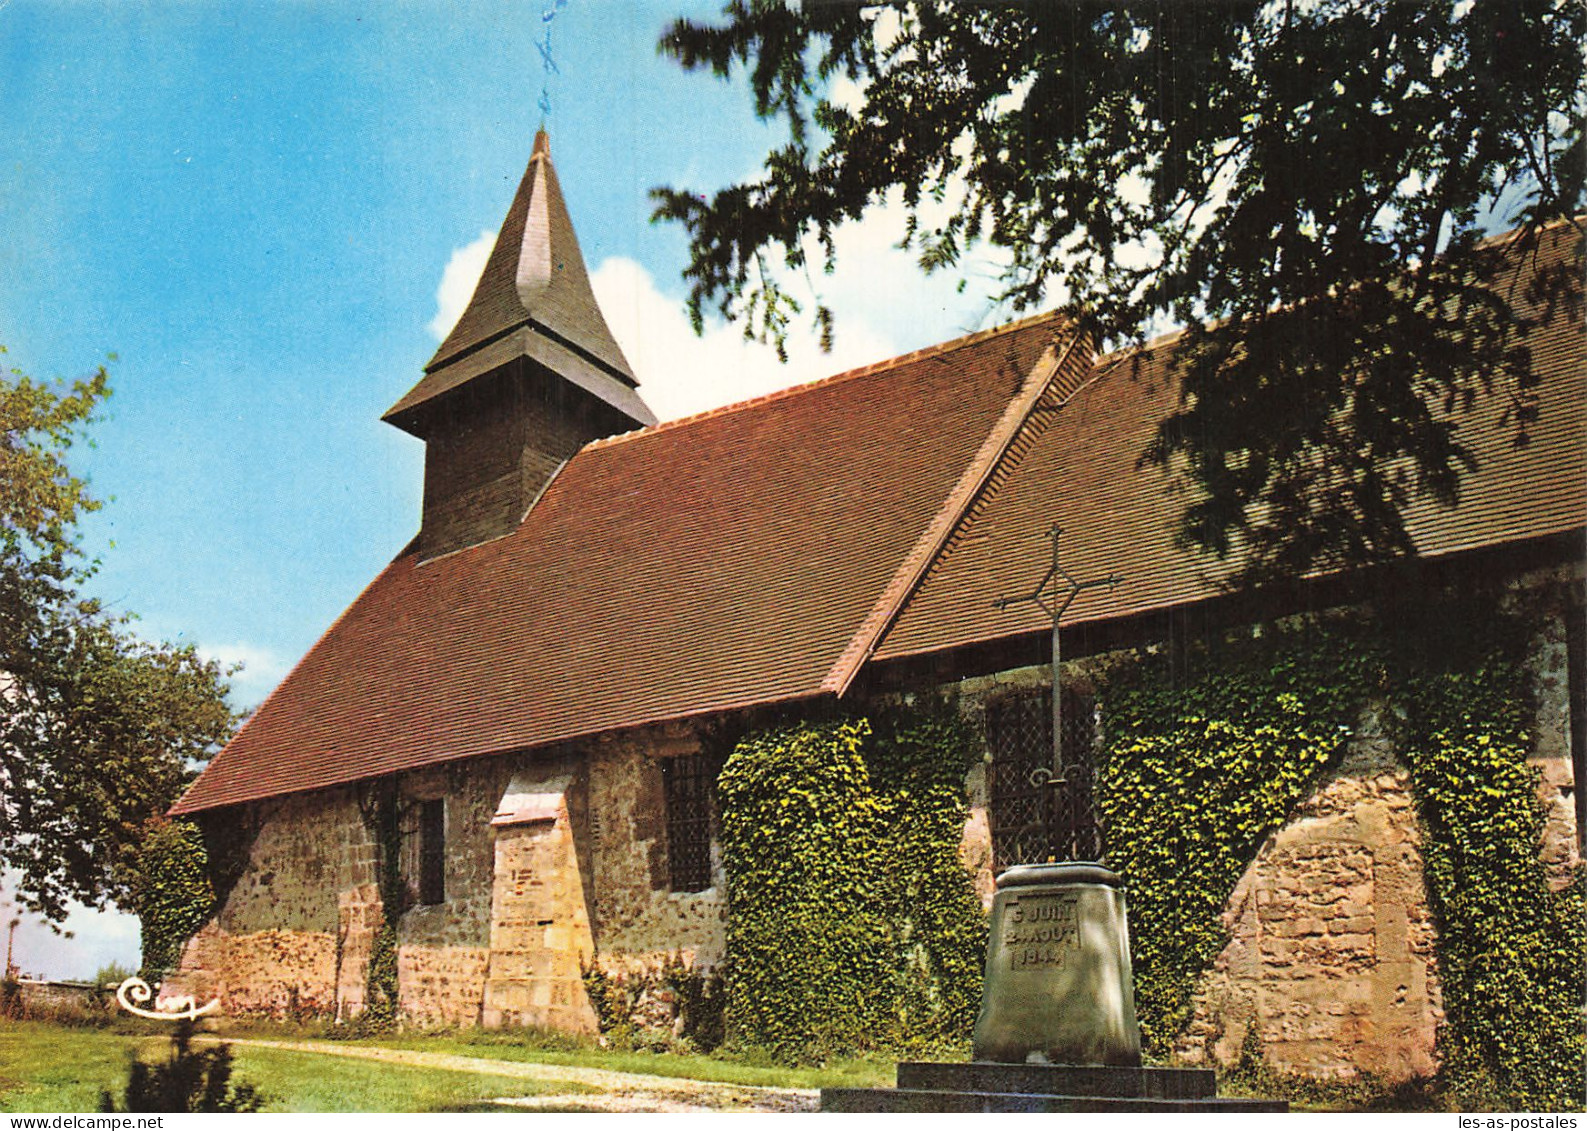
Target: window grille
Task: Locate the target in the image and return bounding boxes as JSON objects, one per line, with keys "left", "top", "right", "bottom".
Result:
{"left": 662, "top": 753, "right": 716, "bottom": 892}
{"left": 985, "top": 686, "right": 1100, "bottom": 867}
{"left": 418, "top": 797, "right": 445, "bottom": 905}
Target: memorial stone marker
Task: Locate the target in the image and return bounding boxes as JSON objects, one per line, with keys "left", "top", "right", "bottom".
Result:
{"left": 821, "top": 527, "right": 1285, "bottom": 1112}
{"left": 971, "top": 862, "right": 1141, "bottom": 1066}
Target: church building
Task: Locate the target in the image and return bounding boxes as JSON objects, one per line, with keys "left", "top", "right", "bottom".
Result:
{"left": 169, "top": 132, "right": 1584, "bottom": 1083}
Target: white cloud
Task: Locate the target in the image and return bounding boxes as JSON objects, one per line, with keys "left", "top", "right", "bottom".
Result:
{"left": 427, "top": 229, "right": 495, "bottom": 341}
{"left": 798, "top": 181, "right": 1025, "bottom": 342}
{"left": 591, "top": 184, "right": 1042, "bottom": 418}
{"left": 827, "top": 73, "right": 869, "bottom": 115}
{"left": 200, "top": 642, "right": 291, "bottom": 707}
{"left": 591, "top": 256, "right": 898, "bottom": 420}
{"left": 871, "top": 5, "right": 908, "bottom": 56}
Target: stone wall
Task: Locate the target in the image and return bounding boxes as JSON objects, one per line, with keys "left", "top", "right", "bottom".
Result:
{"left": 1514, "top": 572, "right": 1583, "bottom": 890}
{"left": 1175, "top": 585, "right": 1583, "bottom": 1081}
{"left": 943, "top": 572, "right": 1581, "bottom": 1084}
{"left": 10, "top": 980, "right": 114, "bottom": 1023}
{"left": 584, "top": 726, "right": 728, "bottom": 974}
{"left": 390, "top": 763, "right": 502, "bottom": 1025}
{"left": 174, "top": 722, "right": 726, "bottom": 1030}
{"left": 1174, "top": 727, "right": 1444, "bottom": 1080}
{"left": 178, "top": 786, "right": 370, "bottom": 1018}
{"left": 178, "top": 760, "right": 514, "bottom": 1024}
{"left": 174, "top": 569, "right": 1577, "bottom": 1064}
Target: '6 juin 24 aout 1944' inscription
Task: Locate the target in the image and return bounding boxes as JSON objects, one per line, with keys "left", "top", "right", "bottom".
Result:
{"left": 1002, "top": 893, "right": 1080, "bottom": 969}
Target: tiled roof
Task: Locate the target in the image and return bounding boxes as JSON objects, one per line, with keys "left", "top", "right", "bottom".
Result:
{"left": 174, "top": 223, "right": 1583, "bottom": 815}
{"left": 873, "top": 222, "right": 1586, "bottom": 661}
{"left": 173, "top": 315, "right": 1084, "bottom": 813}
{"left": 384, "top": 131, "right": 656, "bottom": 433}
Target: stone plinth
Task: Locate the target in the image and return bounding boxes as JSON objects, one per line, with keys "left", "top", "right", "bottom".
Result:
{"left": 824, "top": 861, "right": 1286, "bottom": 1112}
{"left": 821, "top": 1062, "right": 1287, "bottom": 1112}
{"left": 971, "top": 862, "right": 1142, "bottom": 1066}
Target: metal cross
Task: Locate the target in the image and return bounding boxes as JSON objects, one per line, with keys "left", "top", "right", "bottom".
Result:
{"left": 992, "top": 525, "right": 1121, "bottom": 788}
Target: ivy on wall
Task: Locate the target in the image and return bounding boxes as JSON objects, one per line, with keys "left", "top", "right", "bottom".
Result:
{"left": 719, "top": 719, "right": 895, "bottom": 1060}
{"left": 356, "top": 781, "right": 407, "bottom": 1031}
{"left": 1098, "top": 629, "right": 1377, "bottom": 1056}
{"left": 708, "top": 597, "right": 1581, "bottom": 1104}
{"left": 1391, "top": 611, "right": 1585, "bottom": 1112}
{"left": 581, "top": 956, "right": 725, "bottom": 1052}
{"left": 868, "top": 708, "right": 988, "bottom": 1041}
{"left": 1096, "top": 600, "right": 1584, "bottom": 1109}
{"left": 717, "top": 706, "right": 985, "bottom": 1062}
{"left": 132, "top": 817, "right": 216, "bottom": 976}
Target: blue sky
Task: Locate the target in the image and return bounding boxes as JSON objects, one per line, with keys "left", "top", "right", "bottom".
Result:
{"left": 1, "top": 1, "right": 1009, "bottom": 979}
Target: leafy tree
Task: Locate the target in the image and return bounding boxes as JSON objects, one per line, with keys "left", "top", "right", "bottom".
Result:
{"left": 654, "top": 1, "right": 1584, "bottom": 580}
{"left": 0, "top": 349, "right": 237, "bottom": 921}
{"left": 93, "top": 960, "right": 136, "bottom": 988}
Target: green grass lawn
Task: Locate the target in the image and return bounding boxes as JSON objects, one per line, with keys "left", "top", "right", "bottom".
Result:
{"left": 212, "top": 1017, "right": 896, "bottom": 1091}
{"left": 0, "top": 1021, "right": 585, "bottom": 1113}
{"left": 332, "top": 1030, "right": 896, "bottom": 1091}
{"left": 5, "top": 1017, "right": 1442, "bottom": 1112}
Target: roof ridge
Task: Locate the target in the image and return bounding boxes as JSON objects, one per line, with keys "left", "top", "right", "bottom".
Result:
{"left": 1096, "top": 325, "right": 1187, "bottom": 368}
{"left": 586, "top": 308, "right": 1070, "bottom": 451}
{"left": 1474, "top": 212, "right": 1584, "bottom": 250}
{"left": 821, "top": 320, "right": 1093, "bottom": 696}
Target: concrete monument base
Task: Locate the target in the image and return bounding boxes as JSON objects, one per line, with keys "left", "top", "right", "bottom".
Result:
{"left": 820, "top": 862, "right": 1286, "bottom": 1111}
{"left": 821, "top": 1062, "right": 1287, "bottom": 1112}
{"left": 971, "top": 861, "right": 1141, "bottom": 1066}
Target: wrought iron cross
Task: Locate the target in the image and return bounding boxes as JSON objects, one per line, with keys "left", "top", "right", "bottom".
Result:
{"left": 992, "top": 525, "right": 1121, "bottom": 790}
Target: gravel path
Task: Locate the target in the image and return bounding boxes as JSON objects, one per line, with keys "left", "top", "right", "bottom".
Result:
{"left": 207, "top": 1037, "right": 821, "bottom": 1113}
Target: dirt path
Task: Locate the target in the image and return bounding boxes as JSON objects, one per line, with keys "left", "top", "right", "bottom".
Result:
{"left": 206, "top": 1037, "right": 820, "bottom": 1113}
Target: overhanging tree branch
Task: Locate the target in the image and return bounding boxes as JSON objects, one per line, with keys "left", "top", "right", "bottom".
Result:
{"left": 656, "top": 0, "right": 1584, "bottom": 578}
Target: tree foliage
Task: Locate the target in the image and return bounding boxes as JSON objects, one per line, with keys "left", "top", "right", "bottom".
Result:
{"left": 0, "top": 351, "right": 237, "bottom": 921}
{"left": 655, "top": 1, "right": 1584, "bottom": 579}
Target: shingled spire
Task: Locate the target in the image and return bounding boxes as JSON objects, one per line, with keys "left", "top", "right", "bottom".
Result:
{"left": 387, "top": 129, "right": 657, "bottom": 559}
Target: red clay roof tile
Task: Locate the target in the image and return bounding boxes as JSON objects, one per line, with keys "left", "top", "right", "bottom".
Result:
{"left": 873, "top": 222, "right": 1585, "bottom": 661}
{"left": 174, "top": 225, "right": 1583, "bottom": 814}
{"left": 174, "top": 314, "right": 1079, "bottom": 813}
